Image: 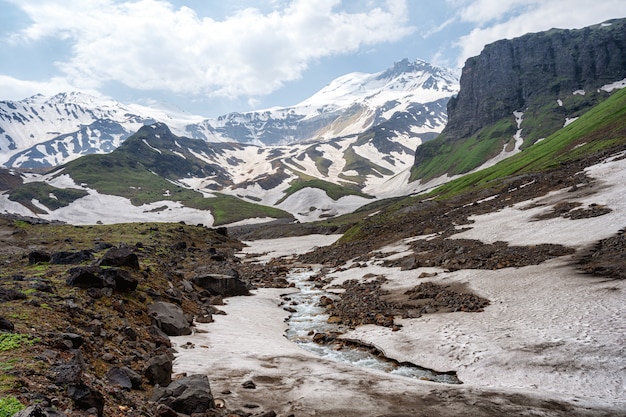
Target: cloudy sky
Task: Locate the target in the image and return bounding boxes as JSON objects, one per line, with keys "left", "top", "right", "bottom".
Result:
{"left": 1, "top": 0, "right": 625, "bottom": 117}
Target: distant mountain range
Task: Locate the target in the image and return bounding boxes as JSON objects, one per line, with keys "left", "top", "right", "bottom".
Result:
{"left": 0, "top": 58, "right": 460, "bottom": 224}
{"left": 0, "top": 59, "right": 458, "bottom": 169}
{"left": 1, "top": 19, "right": 625, "bottom": 226}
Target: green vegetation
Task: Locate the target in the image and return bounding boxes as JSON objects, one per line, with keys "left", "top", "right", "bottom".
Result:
{"left": 195, "top": 193, "right": 292, "bottom": 225}
{"left": 304, "top": 147, "right": 333, "bottom": 176}
{"left": 59, "top": 153, "right": 182, "bottom": 205}
{"left": 7, "top": 182, "right": 88, "bottom": 213}
{"left": 0, "top": 333, "right": 38, "bottom": 351}
{"left": 429, "top": 86, "right": 626, "bottom": 198}
{"left": 0, "top": 359, "right": 18, "bottom": 372}
{"left": 0, "top": 396, "right": 24, "bottom": 417}
{"left": 410, "top": 117, "right": 516, "bottom": 182}
{"left": 520, "top": 88, "right": 610, "bottom": 148}
{"left": 57, "top": 152, "right": 292, "bottom": 225}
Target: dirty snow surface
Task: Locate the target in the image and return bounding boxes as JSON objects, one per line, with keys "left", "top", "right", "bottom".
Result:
{"left": 172, "top": 156, "right": 626, "bottom": 416}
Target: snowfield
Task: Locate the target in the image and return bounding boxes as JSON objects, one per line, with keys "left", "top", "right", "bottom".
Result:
{"left": 172, "top": 156, "right": 626, "bottom": 415}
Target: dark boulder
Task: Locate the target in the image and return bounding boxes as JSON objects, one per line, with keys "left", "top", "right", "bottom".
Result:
{"left": 171, "top": 241, "right": 187, "bottom": 251}
{"left": 0, "top": 287, "right": 27, "bottom": 302}
{"left": 52, "top": 363, "right": 83, "bottom": 384}
{"left": 144, "top": 354, "right": 173, "bottom": 386}
{"left": 66, "top": 266, "right": 113, "bottom": 289}
{"left": 93, "top": 241, "right": 113, "bottom": 252}
{"left": 106, "top": 366, "right": 142, "bottom": 390}
{"left": 152, "top": 374, "right": 215, "bottom": 414}
{"left": 28, "top": 250, "right": 50, "bottom": 265}
{"left": 50, "top": 250, "right": 93, "bottom": 265}
{"left": 0, "top": 316, "right": 14, "bottom": 331}
{"left": 101, "top": 268, "right": 138, "bottom": 292}
{"left": 98, "top": 246, "right": 139, "bottom": 270}
{"left": 148, "top": 325, "right": 171, "bottom": 348}
{"left": 30, "top": 279, "right": 55, "bottom": 293}
{"left": 52, "top": 333, "right": 84, "bottom": 350}
{"left": 66, "top": 266, "right": 137, "bottom": 292}
{"left": 192, "top": 273, "right": 249, "bottom": 297}
{"left": 148, "top": 301, "right": 192, "bottom": 336}
{"left": 67, "top": 384, "right": 104, "bottom": 417}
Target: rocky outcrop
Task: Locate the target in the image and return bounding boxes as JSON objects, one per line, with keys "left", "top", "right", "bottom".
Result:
{"left": 144, "top": 354, "right": 173, "bottom": 386}
{"left": 50, "top": 250, "right": 94, "bottom": 265}
{"left": 446, "top": 18, "right": 626, "bottom": 140}
{"left": 97, "top": 245, "right": 139, "bottom": 269}
{"left": 28, "top": 250, "right": 51, "bottom": 265}
{"left": 152, "top": 374, "right": 215, "bottom": 414}
{"left": 65, "top": 266, "right": 138, "bottom": 292}
{"left": 106, "top": 366, "right": 143, "bottom": 390}
{"left": 67, "top": 383, "right": 105, "bottom": 416}
{"left": 148, "top": 301, "right": 192, "bottom": 336}
{"left": 412, "top": 18, "right": 626, "bottom": 180}
{"left": 0, "top": 316, "right": 14, "bottom": 331}
{"left": 192, "top": 273, "right": 250, "bottom": 297}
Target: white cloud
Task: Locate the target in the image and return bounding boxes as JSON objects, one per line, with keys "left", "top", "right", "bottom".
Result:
{"left": 0, "top": 74, "right": 91, "bottom": 101}
{"left": 6, "top": 0, "right": 414, "bottom": 99}
{"left": 451, "top": 0, "right": 626, "bottom": 67}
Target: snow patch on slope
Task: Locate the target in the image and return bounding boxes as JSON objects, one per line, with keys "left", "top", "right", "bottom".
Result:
{"left": 453, "top": 152, "right": 626, "bottom": 246}
{"left": 40, "top": 188, "right": 214, "bottom": 225}
{"left": 276, "top": 188, "right": 371, "bottom": 222}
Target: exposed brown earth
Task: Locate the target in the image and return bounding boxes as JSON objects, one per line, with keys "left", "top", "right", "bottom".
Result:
{"left": 0, "top": 217, "right": 291, "bottom": 417}
{"left": 577, "top": 228, "right": 626, "bottom": 280}
{"left": 319, "top": 277, "right": 490, "bottom": 330}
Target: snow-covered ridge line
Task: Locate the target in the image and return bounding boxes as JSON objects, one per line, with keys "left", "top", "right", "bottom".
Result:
{"left": 0, "top": 58, "right": 459, "bottom": 167}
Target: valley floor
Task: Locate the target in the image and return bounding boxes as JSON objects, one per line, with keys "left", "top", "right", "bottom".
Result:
{"left": 172, "top": 156, "right": 626, "bottom": 416}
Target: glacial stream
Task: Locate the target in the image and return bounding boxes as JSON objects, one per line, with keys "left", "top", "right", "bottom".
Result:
{"left": 282, "top": 269, "right": 461, "bottom": 384}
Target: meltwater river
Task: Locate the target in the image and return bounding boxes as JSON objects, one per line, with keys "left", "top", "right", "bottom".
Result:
{"left": 282, "top": 268, "right": 461, "bottom": 384}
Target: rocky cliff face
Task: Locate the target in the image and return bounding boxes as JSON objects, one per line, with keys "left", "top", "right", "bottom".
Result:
{"left": 445, "top": 18, "right": 626, "bottom": 139}
{"left": 411, "top": 18, "right": 626, "bottom": 182}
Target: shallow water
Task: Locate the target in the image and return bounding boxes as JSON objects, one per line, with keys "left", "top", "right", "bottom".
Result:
{"left": 282, "top": 269, "right": 461, "bottom": 384}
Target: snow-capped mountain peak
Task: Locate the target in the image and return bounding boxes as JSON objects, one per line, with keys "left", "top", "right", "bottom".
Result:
{"left": 0, "top": 58, "right": 459, "bottom": 167}
{"left": 297, "top": 58, "right": 458, "bottom": 112}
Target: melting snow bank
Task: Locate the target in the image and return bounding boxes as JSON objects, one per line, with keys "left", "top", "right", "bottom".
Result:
{"left": 172, "top": 264, "right": 626, "bottom": 417}
{"left": 330, "top": 258, "right": 626, "bottom": 406}
{"left": 171, "top": 237, "right": 625, "bottom": 415}
{"left": 452, "top": 150, "right": 626, "bottom": 246}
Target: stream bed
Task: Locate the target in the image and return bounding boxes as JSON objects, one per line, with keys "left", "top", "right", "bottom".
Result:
{"left": 281, "top": 269, "right": 461, "bottom": 384}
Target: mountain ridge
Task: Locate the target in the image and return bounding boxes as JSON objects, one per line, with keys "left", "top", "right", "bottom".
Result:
{"left": 411, "top": 17, "right": 626, "bottom": 182}
{"left": 0, "top": 58, "right": 458, "bottom": 168}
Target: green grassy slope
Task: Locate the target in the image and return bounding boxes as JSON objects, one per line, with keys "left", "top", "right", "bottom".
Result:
{"left": 275, "top": 170, "right": 373, "bottom": 205}
{"left": 53, "top": 139, "right": 293, "bottom": 225}
{"left": 410, "top": 88, "right": 613, "bottom": 183}
{"left": 433, "top": 86, "right": 626, "bottom": 198}
{"left": 7, "top": 182, "right": 88, "bottom": 213}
